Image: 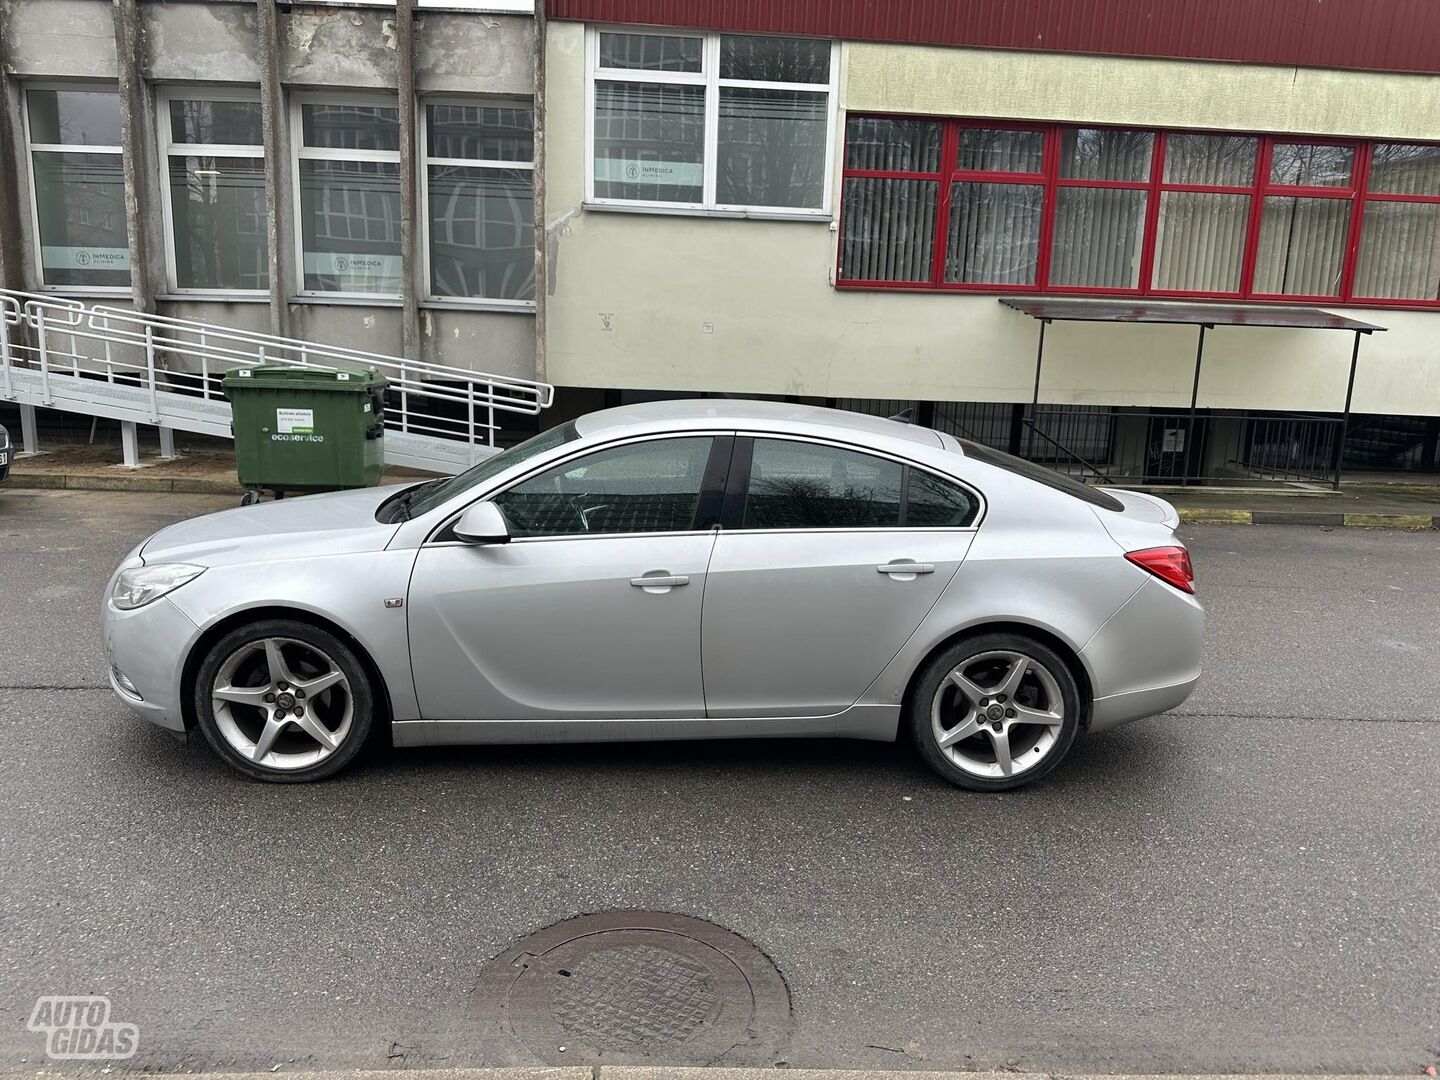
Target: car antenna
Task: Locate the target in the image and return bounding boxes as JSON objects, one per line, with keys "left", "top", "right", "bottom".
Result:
{"left": 888, "top": 407, "right": 915, "bottom": 424}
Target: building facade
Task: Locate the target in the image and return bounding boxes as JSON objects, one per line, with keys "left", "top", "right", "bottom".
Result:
{"left": 541, "top": 0, "right": 1440, "bottom": 481}
{"left": 2, "top": 0, "right": 1438, "bottom": 480}
{"left": 0, "top": 0, "right": 539, "bottom": 398}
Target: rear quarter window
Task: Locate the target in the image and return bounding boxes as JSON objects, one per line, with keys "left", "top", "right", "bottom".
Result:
{"left": 959, "top": 440, "right": 1125, "bottom": 513}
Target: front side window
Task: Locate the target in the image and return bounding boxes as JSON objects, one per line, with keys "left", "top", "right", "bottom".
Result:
{"left": 589, "top": 29, "right": 836, "bottom": 214}
{"left": 424, "top": 102, "right": 535, "bottom": 303}
{"left": 495, "top": 437, "right": 715, "bottom": 538}
{"left": 839, "top": 119, "right": 1440, "bottom": 308}
{"left": 294, "top": 101, "right": 403, "bottom": 295}
{"left": 161, "top": 94, "right": 267, "bottom": 293}
{"left": 25, "top": 86, "right": 129, "bottom": 289}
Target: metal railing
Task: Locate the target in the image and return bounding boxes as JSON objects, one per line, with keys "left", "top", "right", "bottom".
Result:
{"left": 0, "top": 288, "right": 554, "bottom": 455}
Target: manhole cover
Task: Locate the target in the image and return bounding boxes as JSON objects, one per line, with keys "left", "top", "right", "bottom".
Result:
{"left": 472, "top": 910, "right": 790, "bottom": 1066}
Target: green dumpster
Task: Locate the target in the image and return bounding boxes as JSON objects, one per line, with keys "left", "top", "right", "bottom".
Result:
{"left": 224, "top": 365, "right": 387, "bottom": 501}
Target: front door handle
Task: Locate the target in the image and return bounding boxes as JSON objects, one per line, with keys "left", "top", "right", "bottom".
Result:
{"left": 630, "top": 573, "right": 690, "bottom": 589}
{"left": 877, "top": 561, "right": 935, "bottom": 577}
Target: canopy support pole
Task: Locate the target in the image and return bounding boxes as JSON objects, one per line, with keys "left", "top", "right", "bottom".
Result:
{"left": 1334, "top": 329, "right": 1364, "bottom": 491}
{"left": 1183, "top": 324, "right": 1210, "bottom": 487}
{"left": 1027, "top": 317, "right": 1048, "bottom": 459}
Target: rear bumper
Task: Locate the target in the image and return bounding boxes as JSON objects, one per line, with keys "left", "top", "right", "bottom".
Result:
{"left": 1080, "top": 575, "right": 1203, "bottom": 732}
{"left": 1089, "top": 672, "right": 1200, "bottom": 732}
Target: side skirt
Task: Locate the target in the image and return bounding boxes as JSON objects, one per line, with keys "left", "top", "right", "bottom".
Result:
{"left": 390, "top": 704, "right": 901, "bottom": 747}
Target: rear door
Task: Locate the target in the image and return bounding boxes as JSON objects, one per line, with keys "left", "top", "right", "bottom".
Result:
{"left": 700, "top": 436, "right": 980, "bottom": 718}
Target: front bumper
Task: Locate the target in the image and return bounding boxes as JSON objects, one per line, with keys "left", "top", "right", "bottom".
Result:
{"left": 102, "top": 594, "right": 201, "bottom": 732}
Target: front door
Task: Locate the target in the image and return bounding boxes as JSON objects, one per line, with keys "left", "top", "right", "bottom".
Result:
{"left": 408, "top": 435, "right": 725, "bottom": 720}
{"left": 702, "top": 437, "right": 979, "bottom": 718}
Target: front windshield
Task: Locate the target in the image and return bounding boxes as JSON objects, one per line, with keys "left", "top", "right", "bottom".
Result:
{"left": 386, "top": 421, "right": 578, "bottom": 521}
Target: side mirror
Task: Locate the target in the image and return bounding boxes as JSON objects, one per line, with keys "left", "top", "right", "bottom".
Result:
{"left": 453, "top": 502, "right": 511, "bottom": 545}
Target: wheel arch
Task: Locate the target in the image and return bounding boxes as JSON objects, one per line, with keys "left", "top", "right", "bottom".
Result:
{"left": 900, "top": 619, "right": 1095, "bottom": 732}
{"left": 179, "top": 605, "right": 395, "bottom": 735}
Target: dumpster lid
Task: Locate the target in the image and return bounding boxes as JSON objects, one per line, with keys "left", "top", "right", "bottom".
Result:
{"left": 223, "top": 365, "right": 387, "bottom": 389}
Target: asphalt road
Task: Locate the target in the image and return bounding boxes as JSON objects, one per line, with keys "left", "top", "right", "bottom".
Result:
{"left": 1, "top": 488, "right": 1436, "bottom": 1075}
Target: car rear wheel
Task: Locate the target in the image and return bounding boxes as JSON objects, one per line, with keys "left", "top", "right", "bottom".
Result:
{"left": 194, "top": 619, "right": 373, "bottom": 782}
{"left": 910, "top": 632, "right": 1082, "bottom": 792}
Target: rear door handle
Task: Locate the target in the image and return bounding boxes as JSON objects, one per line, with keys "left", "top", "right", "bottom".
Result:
{"left": 630, "top": 573, "right": 690, "bottom": 588}
{"left": 877, "top": 561, "right": 935, "bottom": 575}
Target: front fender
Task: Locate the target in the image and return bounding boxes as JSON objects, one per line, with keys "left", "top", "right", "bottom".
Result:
{"left": 166, "top": 549, "right": 423, "bottom": 722}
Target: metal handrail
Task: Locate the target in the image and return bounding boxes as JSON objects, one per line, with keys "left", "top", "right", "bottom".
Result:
{"left": 1019, "top": 417, "right": 1117, "bottom": 484}
{"left": 0, "top": 288, "right": 554, "bottom": 450}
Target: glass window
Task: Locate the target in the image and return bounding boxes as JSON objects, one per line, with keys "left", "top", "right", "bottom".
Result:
{"left": 1152, "top": 191, "right": 1250, "bottom": 293}
{"left": 599, "top": 32, "right": 701, "bottom": 73}
{"left": 1254, "top": 196, "right": 1351, "bottom": 296}
{"left": 27, "top": 89, "right": 122, "bottom": 146}
{"left": 1060, "top": 129, "right": 1153, "bottom": 182}
{"left": 907, "top": 471, "right": 979, "bottom": 527}
{"left": 844, "top": 116, "right": 940, "bottom": 172}
{"left": 295, "top": 100, "right": 403, "bottom": 295}
{"left": 398, "top": 422, "right": 579, "bottom": 522}
{"left": 945, "top": 182, "right": 1043, "bottom": 285}
{"left": 588, "top": 28, "right": 835, "bottom": 212}
{"left": 716, "top": 87, "right": 828, "bottom": 208}
{"left": 1366, "top": 143, "right": 1440, "bottom": 196}
{"left": 1163, "top": 134, "right": 1257, "bottom": 186}
{"left": 162, "top": 96, "right": 267, "bottom": 293}
{"left": 494, "top": 437, "right": 714, "bottom": 538}
{"left": 1353, "top": 200, "right": 1440, "bottom": 301}
{"left": 1049, "top": 187, "right": 1148, "bottom": 288}
{"left": 960, "top": 440, "right": 1125, "bottom": 512}
{"left": 839, "top": 178, "right": 937, "bottom": 282}
{"left": 744, "top": 440, "right": 903, "bottom": 529}
{"left": 1269, "top": 143, "right": 1354, "bottom": 187}
{"left": 719, "top": 35, "right": 831, "bottom": 83}
{"left": 958, "top": 128, "right": 1044, "bottom": 173}
{"left": 593, "top": 81, "right": 705, "bottom": 203}
{"left": 25, "top": 87, "right": 128, "bottom": 289}
{"left": 424, "top": 102, "right": 535, "bottom": 302}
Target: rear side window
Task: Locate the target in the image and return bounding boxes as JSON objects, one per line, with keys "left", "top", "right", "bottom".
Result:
{"left": 740, "top": 439, "right": 980, "bottom": 529}
{"left": 960, "top": 439, "right": 1125, "bottom": 512}
{"left": 746, "top": 439, "right": 903, "bottom": 528}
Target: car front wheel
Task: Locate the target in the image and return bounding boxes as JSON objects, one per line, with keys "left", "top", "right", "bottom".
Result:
{"left": 194, "top": 619, "right": 374, "bottom": 782}
{"left": 910, "top": 632, "right": 1082, "bottom": 792}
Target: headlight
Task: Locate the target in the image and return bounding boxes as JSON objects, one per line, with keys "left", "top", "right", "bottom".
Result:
{"left": 111, "top": 563, "right": 206, "bottom": 610}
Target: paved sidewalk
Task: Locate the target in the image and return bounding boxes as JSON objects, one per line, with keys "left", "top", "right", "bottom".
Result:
{"left": 4, "top": 439, "right": 1437, "bottom": 528}
{"left": 17, "top": 1070, "right": 1404, "bottom": 1080}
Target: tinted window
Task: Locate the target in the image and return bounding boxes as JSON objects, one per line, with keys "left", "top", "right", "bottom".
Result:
{"left": 745, "top": 439, "right": 902, "bottom": 529}
{"left": 960, "top": 439, "right": 1125, "bottom": 512}
{"left": 496, "top": 437, "right": 714, "bottom": 538}
{"left": 908, "top": 470, "right": 979, "bottom": 526}
{"left": 398, "top": 422, "right": 578, "bottom": 521}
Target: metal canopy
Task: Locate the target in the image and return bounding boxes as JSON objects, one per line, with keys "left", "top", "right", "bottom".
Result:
{"left": 999, "top": 298, "right": 1385, "bottom": 333}
{"left": 998, "top": 297, "right": 1388, "bottom": 488}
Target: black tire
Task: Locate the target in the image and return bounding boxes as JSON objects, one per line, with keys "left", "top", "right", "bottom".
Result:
{"left": 193, "top": 619, "right": 375, "bottom": 783}
{"left": 909, "top": 631, "right": 1083, "bottom": 792}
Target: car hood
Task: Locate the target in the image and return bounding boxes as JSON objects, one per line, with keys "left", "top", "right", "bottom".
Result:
{"left": 140, "top": 484, "right": 410, "bottom": 567}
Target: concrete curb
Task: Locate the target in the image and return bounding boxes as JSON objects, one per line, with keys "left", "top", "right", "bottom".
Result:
{"left": 1179, "top": 507, "right": 1437, "bottom": 530}
{"left": 87, "top": 1069, "right": 1412, "bottom": 1080}
{"left": 6, "top": 471, "right": 244, "bottom": 495}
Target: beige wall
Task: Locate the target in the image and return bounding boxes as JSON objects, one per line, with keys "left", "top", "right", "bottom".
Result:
{"left": 546, "top": 23, "right": 1440, "bottom": 415}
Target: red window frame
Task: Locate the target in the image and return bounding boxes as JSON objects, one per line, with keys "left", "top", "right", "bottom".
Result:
{"left": 836, "top": 116, "right": 1440, "bottom": 310}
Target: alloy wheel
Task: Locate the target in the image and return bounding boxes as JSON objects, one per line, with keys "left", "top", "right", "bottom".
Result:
{"left": 210, "top": 637, "right": 354, "bottom": 771}
{"left": 930, "top": 649, "right": 1066, "bottom": 780}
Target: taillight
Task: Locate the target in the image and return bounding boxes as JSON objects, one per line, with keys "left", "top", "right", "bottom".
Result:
{"left": 1125, "top": 545, "right": 1195, "bottom": 594}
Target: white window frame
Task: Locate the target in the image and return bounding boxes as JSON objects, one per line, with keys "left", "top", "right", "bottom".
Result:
{"left": 419, "top": 96, "right": 536, "bottom": 310}
{"left": 156, "top": 86, "right": 267, "bottom": 298}
{"left": 290, "top": 92, "right": 406, "bottom": 301}
{"left": 584, "top": 26, "right": 840, "bottom": 220}
{"left": 21, "top": 81, "right": 130, "bottom": 295}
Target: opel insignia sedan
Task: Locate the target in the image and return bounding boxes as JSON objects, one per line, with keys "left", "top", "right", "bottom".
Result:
{"left": 103, "top": 400, "right": 1202, "bottom": 791}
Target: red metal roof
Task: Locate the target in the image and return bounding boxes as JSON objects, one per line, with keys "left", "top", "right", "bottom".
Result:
{"left": 546, "top": 0, "right": 1440, "bottom": 76}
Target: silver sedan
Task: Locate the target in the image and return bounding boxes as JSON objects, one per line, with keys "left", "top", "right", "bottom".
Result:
{"left": 102, "top": 400, "right": 1203, "bottom": 791}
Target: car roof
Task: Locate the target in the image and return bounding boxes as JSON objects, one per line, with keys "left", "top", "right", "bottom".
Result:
{"left": 573, "top": 399, "right": 951, "bottom": 451}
